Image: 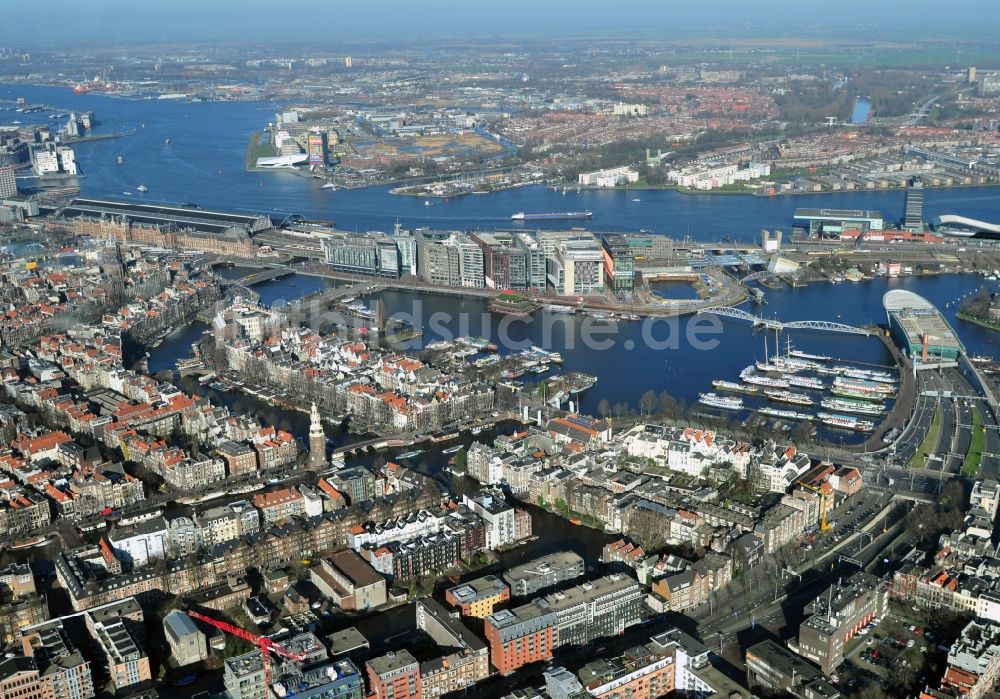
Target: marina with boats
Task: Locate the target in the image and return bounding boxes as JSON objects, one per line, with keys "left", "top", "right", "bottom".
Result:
{"left": 701, "top": 336, "right": 898, "bottom": 434}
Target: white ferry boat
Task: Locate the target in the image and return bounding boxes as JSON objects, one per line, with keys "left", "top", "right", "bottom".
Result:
{"left": 698, "top": 392, "right": 744, "bottom": 410}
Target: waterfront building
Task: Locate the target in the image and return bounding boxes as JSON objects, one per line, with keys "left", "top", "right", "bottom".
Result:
{"left": 450, "top": 233, "right": 485, "bottom": 288}
{"left": 106, "top": 516, "right": 169, "bottom": 571}
{"left": 601, "top": 235, "right": 635, "bottom": 293}
{"left": 503, "top": 551, "right": 585, "bottom": 597}
{"left": 551, "top": 238, "right": 605, "bottom": 296}
{"left": 393, "top": 226, "right": 418, "bottom": 276}
{"left": 903, "top": 177, "right": 924, "bottom": 230}
{"left": 416, "top": 230, "right": 461, "bottom": 287}
{"left": 362, "top": 530, "right": 462, "bottom": 582}
{"left": 445, "top": 575, "right": 510, "bottom": 618}
{"left": 884, "top": 290, "right": 962, "bottom": 363}
{"left": 578, "top": 166, "right": 639, "bottom": 187}
{"left": 216, "top": 440, "right": 258, "bottom": 478}
{"left": 367, "top": 649, "right": 422, "bottom": 699}
{"left": 471, "top": 232, "right": 528, "bottom": 290}
{"left": 790, "top": 572, "right": 888, "bottom": 674}
{"left": 461, "top": 490, "right": 519, "bottom": 549}
{"left": 322, "top": 231, "right": 401, "bottom": 278}
{"left": 793, "top": 208, "right": 884, "bottom": 237}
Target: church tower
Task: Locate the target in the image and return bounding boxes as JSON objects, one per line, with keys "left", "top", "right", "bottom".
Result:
{"left": 308, "top": 402, "right": 326, "bottom": 469}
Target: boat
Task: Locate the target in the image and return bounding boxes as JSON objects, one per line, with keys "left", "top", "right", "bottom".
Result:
{"left": 543, "top": 304, "right": 577, "bottom": 314}
{"left": 424, "top": 200, "right": 432, "bottom": 206}
{"left": 511, "top": 211, "right": 592, "bottom": 221}
{"left": 841, "top": 368, "right": 896, "bottom": 384}
{"left": 764, "top": 389, "right": 814, "bottom": 406}
{"left": 818, "top": 412, "right": 876, "bottom": 432}
{"left": 789, "top": 350, "right": 832, "bottom": 362}
{"left": 122, "top": 191, "right": 132, "bottom": 196}
{"left": 569, "top": 517, "right": 582, "bottom": 525}
{"left": 742, "top": 374, "right": 790, "bottom": 389}
{"left": 821, "top": 398, "right": 885, "bottom": 416}
{"left": 117, "top": 155, "right": 124, "bottom": 164}
{"left": 9, "top": 535, "right": 47, "bottom": 550}
{"left": 442, "top": 444, "right": 464, "bottom": 454}
{"left": 784, "top": 375, "right": 825, "bottom": 390}
{"left": 698, "top": 392, "right": 744, "bottom": 410}
{"left": 530, "top": 346, "right": 564, "bottom": 363}
{"left": 396, "top": 450, "right": 423, "bottom": 460}
{"left": 136, "top": 185, "right": 148, "bottom": 193}
{"left": 833, "top": 376, "right": 895, "bottom": 395}
{"left": 321, "top": 182, "right": 337, "bottom": 190}
{"left": 632, "top": 198, "right": 641, "bottom": 202}
{"left": 830, "top": 386, "right": 886, "bottom": 402}
{"left": 758, "top": 407, "right": 813, "bottom": 421}
{"left": 713, "top": 379, "right": 759, "bottom": 395}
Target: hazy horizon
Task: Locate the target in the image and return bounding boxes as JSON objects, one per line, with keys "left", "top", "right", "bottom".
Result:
{"left": 3, "top": 0, "right": 1000, "bottom": 45}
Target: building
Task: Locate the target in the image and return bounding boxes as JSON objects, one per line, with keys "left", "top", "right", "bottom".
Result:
{"left": 578, "top": 166, "right": 639, "bottom": 188}
{"left": 484, "top": 604, "right": 557, "bottom": 674}
{"left": 543, "top": 575, "right": 643, "bottom": 648}
{"left": 462, "top": 490, "right": 517, "bottom": 549}
{"left": 367, "top": 649, "right": 422, "bottom": 699}
{"left": 0, "top": 166, "right": 16, "bottom": 199}
{"left": 545, "top": 667, "right": 583, "bottom": 699}
{"left": 106, "top": 516, "right": 169, "bottom": 571}
{"left": 326, "top": 627, "right": 369, "bottom": 663}
{"left": 503, "top": 551, "right": 585, "bottom": 597}
{"left": 445, "top": 575, "right": 510, "bottom": 618}
{"left": 884, "top": 290, "right": 962, "bottom": 363}
{"left": 903, "top": 178, "right": 924, "bottom": 230}
{"left": 88, "top": 617, "right": 151, "bottom": 692}
{"left": 939, "top": 619, "right": 1000, "bottom": 699}
{"left": 310, "top": 551, "right": 387, "bottom": 611}
{"left": 791, "top": 572, "right": 888, "bottom": 674}
{"left": 746, "top": 640, "right": 840, "bottom": 699}
{"left": 0, "top": 655, "right": 95, "bottom": 699}
{"left": 322, "top": 232, "right": 401, "bottom": 278}
{"left": 163, "top": 610, "right": 207, "bottom": 667}
{"left": 216, "top": 441, "right": 258, "bottom": 478}
{"left": 793, "top": 208, "right": 884, "bottom": 238}
{"left": 415, "top": 599, "right": 489, "bottom": 699}
{"left": 930, "top": 214, "right": 1000, "bottom": 239}
{"left": 577, "top": 646, "right": 675, "bottom": 699}
{"left": 971, "top": 480, "right": 1000, "bottom": 521}
{"left": 601, "top": 236, "right": 635, "bottom": 293}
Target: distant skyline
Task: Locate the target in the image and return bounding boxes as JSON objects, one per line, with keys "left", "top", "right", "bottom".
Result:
{"left": 2, "top": 0, "right": 1000, "bottom": 44}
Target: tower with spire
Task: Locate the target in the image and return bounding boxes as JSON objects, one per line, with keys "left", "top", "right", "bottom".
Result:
{"left": 308, "top": 402, "right": 326, "bottom": 469}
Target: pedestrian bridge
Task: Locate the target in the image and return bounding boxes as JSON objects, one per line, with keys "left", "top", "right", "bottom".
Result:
{"left": 698, "top": 306, "right": 872, "bottom": 335}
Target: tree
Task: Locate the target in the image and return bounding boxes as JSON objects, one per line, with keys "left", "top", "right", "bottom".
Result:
{"left": 597, "top": 398, "right": 611, "bottom": 419}
{"left": 640, "top": 390, "right": 658, "bottom": 417}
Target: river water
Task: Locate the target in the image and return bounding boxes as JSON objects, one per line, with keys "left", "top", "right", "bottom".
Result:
{"left": 5, "top": 84, "right": 1000, "bottom": 240}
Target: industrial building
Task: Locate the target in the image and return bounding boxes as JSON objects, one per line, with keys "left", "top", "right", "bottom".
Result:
{"left": 884, "top": 290, "right": 963, "bottom": 363}
{"left": 745, "top": 639, "right": 840, "bottom": 698}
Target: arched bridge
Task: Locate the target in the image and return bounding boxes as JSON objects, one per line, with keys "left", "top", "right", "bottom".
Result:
{"left": 698, "top": 307, "right": 871, "bottom": 335}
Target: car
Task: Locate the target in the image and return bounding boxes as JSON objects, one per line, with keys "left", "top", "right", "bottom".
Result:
{"left": 907, "top": 639, "right": 915, "bottom": 648}
{"left": 859, "top": 628, "right": 869, "bottom": 635}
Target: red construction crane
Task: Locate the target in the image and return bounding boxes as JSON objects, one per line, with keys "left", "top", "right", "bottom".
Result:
{"left": 187, "top": 610, "right": 306, "bottom": 688}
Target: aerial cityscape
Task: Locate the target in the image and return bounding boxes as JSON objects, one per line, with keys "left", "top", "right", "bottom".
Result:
{"left": 4, "top": 2, "right": 1000, "bottom": 699}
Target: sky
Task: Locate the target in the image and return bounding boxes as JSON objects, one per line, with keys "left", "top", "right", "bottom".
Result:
{"left": 2, "top": 0, "right": 999, "bottom": 44}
